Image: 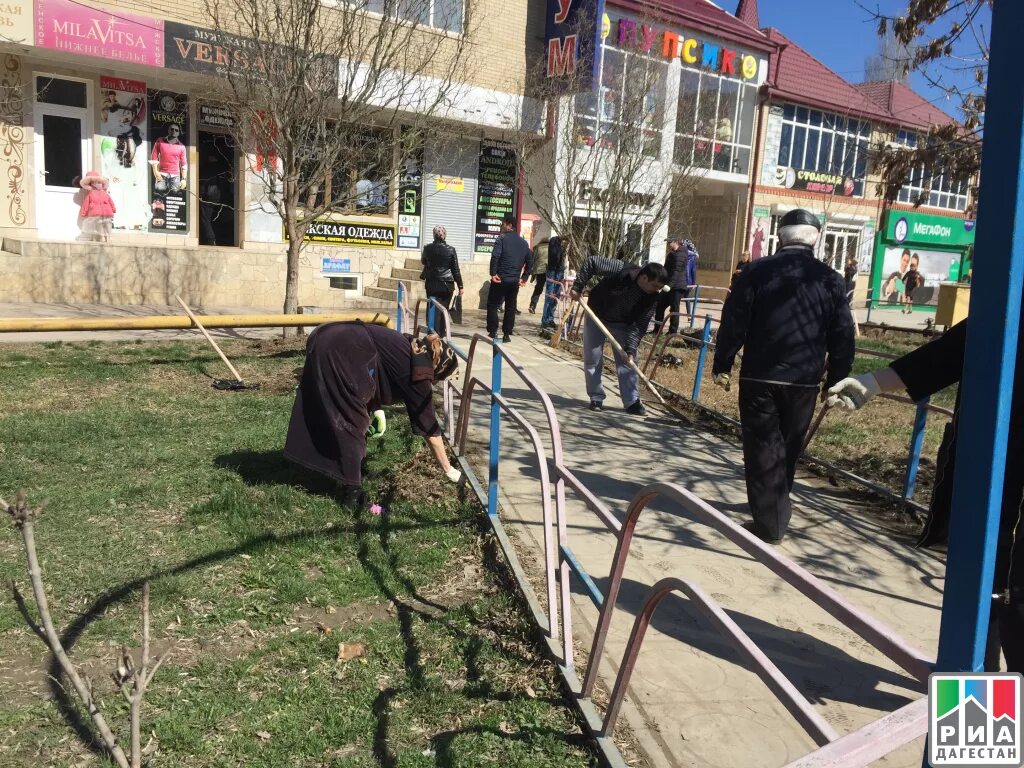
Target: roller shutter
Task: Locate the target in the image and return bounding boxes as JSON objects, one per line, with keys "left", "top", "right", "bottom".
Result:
{"left": 422, "top": 137, "right": 479, "bottom": 261}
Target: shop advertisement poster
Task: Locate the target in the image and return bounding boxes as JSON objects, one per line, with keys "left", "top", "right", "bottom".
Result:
{"left": 774, "top": 166, "right": 856, "bottom": 197}
{"left": 148, "top": 90, "right": 189, "bottom": 233}
{"left": 878, "top": 246, "right": 960, "bottom": 306}
{"left": 397, "top": 144, "right": 422, "bottom": 249}
{"left": 474, "top": 139, "right": 517, "bottom": 255}
{"left": 35, "top": 0, "right": 164, "bottom": 66}
{"left": 98, "top": 77, "right": 149, "bottom": 231}
{"left": 198, "top": 103, "right": 236, "bottom": 131}
{"left": 1, "top": 0, "right": 32, "bottom": 45}
{"left": 288, "top": 220, "right": 396, "bottom": 248}
{"left": 321, "top": 257, "right": 351, "bottom": 274}
{"left": 749, "top": 205, "right": 771, "bottom": 259}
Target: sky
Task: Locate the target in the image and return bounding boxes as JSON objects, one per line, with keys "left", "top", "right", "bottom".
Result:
{"left": 753, "top": 0, "right": 990, "bottom": 121}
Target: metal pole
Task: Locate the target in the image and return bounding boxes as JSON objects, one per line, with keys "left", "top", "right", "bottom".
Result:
{"left": 865, "top": 289, "right": 873, "bottom": 325}
{"left": 488, "top": 341, "right": 503, "bottom": 518}
{"left": 396, "top": 282, "right": 405, "bottom": 333}
{"left": 902, "top": 399, "right": 929, "bottom": 502}
{"left": 689, "top": 285, "right": 701, "bottom": 329}
{"left": 692, "top": 314, "right": 713, "bottom": 402}
{"left": 934, "top": 0, "right": 1024, "bottom": 673}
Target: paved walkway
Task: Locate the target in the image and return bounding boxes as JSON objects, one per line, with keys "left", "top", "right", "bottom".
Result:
{"left": 449, "top": 309, "right": 943, "bottom": 768}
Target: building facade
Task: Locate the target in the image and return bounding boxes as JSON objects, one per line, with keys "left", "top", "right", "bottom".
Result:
{"left": 0, "top": 0, "right": 540, "bottom": 308}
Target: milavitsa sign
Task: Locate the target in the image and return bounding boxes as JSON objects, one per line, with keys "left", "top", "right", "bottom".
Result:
{"left": 885, "top": 210, "right": 976, "bottom": 248}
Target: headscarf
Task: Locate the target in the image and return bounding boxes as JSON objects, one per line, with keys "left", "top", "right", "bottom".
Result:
{"left": 432, "top": 225, "right": 447, "bottom": 241}
{"left": 410, "top": 334, "right": 459, "bottom": 383}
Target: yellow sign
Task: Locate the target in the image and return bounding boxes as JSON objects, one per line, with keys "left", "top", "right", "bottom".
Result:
{"left": 436, "top": 176, "right": 464, "bottom": 193}
{"left": 0, "top": 0, "right": 33, "bottom": 45}
{"left": 601, "top": 13, "right": 610, "bottom": 40}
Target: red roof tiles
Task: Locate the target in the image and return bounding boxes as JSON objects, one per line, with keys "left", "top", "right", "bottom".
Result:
{"left": 609, "top": 0, "right": 774, "bottom": 51}
{"left": 855, "top": 80, "right": 958, "bottom": 130}
{"left": 735, "top": 0, "right": 759, "bottom": 29}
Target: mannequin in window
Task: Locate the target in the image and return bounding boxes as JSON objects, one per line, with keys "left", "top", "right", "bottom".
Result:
{"left": 150, "top": 123, "right": 187, "bottom": 193}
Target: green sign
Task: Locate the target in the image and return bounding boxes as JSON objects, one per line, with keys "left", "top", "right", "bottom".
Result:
{"left": 753, "top": 205, "right": 771, "bottom": 218}
{"left": 885, "top": 211, "right": 976, "bottom": 248}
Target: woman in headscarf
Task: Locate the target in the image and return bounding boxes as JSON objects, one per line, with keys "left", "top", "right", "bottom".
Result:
{"left": 284, "top": 322, "right": 461, "bottom": 506}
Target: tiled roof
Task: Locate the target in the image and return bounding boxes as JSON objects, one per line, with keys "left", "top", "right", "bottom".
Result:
{"left": 610, "top": 0, "right": 774, "bottom": 51}
{"left": 855, "top": 80, "right": 957, "bottom": 131}
{"left": 763, "top": 28, "right": 895, "bottom": 123}
{"left": 735, "top": 0, "right": 759, "bottom": 29}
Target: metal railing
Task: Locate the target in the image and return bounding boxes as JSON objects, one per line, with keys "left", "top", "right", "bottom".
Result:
{"left": 396, "top": 295, "right": 935, "bottom": 767}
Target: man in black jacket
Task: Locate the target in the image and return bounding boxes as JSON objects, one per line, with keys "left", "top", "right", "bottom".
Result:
{"left": 713, "top": 208, "right": 855, "bottom": 543}
{"left": 570, "top": 256, "right": 668, "bottom": 414}
{"left": 421, "top": 225, "right": 463, "bottom": 338}
{"left": 487, "top": 214, "right": 533, "bottom": 342}
{"left": 654, "top": 239, "right": 686, "bottom": 334}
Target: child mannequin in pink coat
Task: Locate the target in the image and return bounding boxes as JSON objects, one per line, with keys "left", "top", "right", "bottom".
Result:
{"left": 78, "top": 171, "right": 116, "bottom": 242}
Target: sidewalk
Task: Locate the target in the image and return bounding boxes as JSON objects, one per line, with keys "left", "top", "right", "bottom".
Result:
{"left": 451, "top": 309, "right": 942, "bottom": 768}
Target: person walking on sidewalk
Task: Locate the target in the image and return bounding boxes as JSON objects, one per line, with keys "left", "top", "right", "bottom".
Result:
{"left": 540, "top": 235, "right": 566, "bottom": 331}
{"left": 487, "top": 214, "right": 532, "bottom": 342}
{"left": 654, "top": 239, "right": 685, "bottom": 334}
{"left": 826, "top": 319, "right": 1022, "bottom": 673}
{"left": 421, "top": 225, "right": 463, "bottom": 338}
{"left": 570, "top": 255, "right": 668, "bottom": 415}
{"left": 712, "top": 208, "right": 855, "bottom": 544}
{"left": 528, "top": 238, "right": 549, "bottom": 313}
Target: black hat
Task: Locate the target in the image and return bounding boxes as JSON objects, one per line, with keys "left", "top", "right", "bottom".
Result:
{"left": 779, "top": 208, "right": 821, "bottom": 230}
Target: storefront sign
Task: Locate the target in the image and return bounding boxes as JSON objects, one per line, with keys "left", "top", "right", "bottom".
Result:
{"left": 148, "top": 90, "right": 189, "bottom": 233}
{"left": 98, "top": 77, "right": 149, "bottom": 231}
{"left": 544, "top": 0, "right": 605, "bottom": 86}
{"left": 398, "top": 215, "right": 421, "bottom": 249}
{"left": 321, "top": 257, "right": 351, "bottom": 274}
{"left": 198, "top": 103, "right": 236, "bottom": 130}
{"left": 475, "top": 139, "right": 517, "bottom": 254}
{"left": 775, "top": 166, "right": 855, "bottom": 197}
{"left": 436, "top": 176, "right": 464, "bottom": 193}
{"left": 397, "top": 132, "right": 422, "bottom": 249}
{"left": 35, "top": 0, "right": 163, "bottom": 66}
{"left": 886, "top": 211, "right": 976, "bottom": 248}
{"left": 1, "top": 0, "right": 32, "bottom": 45}
{"left": 290, "top": 220, "right": 396, "bottom": 248}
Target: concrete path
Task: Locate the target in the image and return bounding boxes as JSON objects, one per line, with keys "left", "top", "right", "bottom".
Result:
{"left": 449, "top": 308, "right": 944, "bottom": 768}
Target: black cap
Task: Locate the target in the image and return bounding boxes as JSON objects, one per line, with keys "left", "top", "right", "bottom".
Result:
{"left": 779, "top": 208, "right": 821, "bottom": 229}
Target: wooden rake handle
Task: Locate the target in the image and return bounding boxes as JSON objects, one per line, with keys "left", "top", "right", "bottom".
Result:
{"left": 174, "top": 295, "right": 244, "bottom": 383}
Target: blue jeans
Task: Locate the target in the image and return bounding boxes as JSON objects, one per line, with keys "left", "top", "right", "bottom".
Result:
{"left": 582, "top": 315, "right": 639, "bottom": 407}
{"left": 541, "top": 271, "right": 564, "bottom": 327}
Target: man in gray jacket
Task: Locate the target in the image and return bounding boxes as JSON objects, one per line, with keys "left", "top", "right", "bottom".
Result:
{"left": 487, "top": 214, "right": 533, "bottom": 342}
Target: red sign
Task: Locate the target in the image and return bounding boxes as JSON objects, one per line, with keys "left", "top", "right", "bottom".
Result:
{"left": 35, "top": 0, "right": 164, "bottom": 66}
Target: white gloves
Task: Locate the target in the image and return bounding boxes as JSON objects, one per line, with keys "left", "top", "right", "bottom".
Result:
{"left": 826, "top": 373, "right": 881, "bottom": 410}
{"left": 445, "top": 466, "right": 462, "bottom": 483}
{"left": 367, "top": 409, "right": 386, "bottom": 438}
{"left": 713, "top": 373, "right": 731, "bottom": 392}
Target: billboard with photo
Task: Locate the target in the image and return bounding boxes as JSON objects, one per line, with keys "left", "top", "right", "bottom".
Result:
{"left": 879, "top": 246, "right": 962, "bottom": 306}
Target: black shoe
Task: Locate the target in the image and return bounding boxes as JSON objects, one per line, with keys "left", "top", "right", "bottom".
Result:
{"left": 589, "top": 400, "right": 604, "bottom": 411}
{"left": 742, "top": 521, "right": 784, "bottom": 545}
{"left": 516, "top": 310, "right": 521, "bottom": 315}
{"left": 625, "top": 400, "right": 646, "bottom": 416}
{"left": 529, "top": 305, "right": 537, "bottom": 314}
{"left": 502, "top": 334, "right": 512, "bottom": 343}
{"left": 338, "top": 484, "right": 365, "bottom": 509}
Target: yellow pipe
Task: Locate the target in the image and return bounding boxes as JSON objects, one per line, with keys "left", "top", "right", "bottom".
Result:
{"left": 0, "top": 312, "right": 392, "bottom": 334}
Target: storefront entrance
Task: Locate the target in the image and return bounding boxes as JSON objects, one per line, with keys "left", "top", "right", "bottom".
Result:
{"left": 197, "top": 131, "right": 238, "bottom": 247}
{"left": 33, "top": 76, "right": 91, "bottom": 241}
{"left": 823, "top": 225, "right": 861, "bottom": 271}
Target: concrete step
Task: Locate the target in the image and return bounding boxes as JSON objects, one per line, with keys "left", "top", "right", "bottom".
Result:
{"left": 392, "top": 268, "right": 422, "bottom": 281}
{"left": 403, "top": 258, "right": 421, "bottom": 271}
{"left": 364, "top": 286, "right": 397, "bottom": 302}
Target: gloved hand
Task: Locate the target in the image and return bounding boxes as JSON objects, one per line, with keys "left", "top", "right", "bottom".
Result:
{"left": 366, "top": 409, "right": 386, "bottom": 438}
{"left": 826, "top": 373, "right": 881, "bottom": 410}
{"left": 445, "top": 466, "right": 462, "bottom": 483}
{"left": 713, "top": 373, "right": 731, "bottom": 392}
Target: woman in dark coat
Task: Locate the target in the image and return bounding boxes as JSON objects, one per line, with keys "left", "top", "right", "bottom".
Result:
{"left": 421, "top": 225, "right": 463, "bottom": 338}
{"left": 284, "top": 322, "right": 461, "bottom": 504}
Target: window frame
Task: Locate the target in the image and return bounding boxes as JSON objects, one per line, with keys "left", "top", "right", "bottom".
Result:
{"left": 297, "top": 126, "right": 395, "bottom": 217}
{"left": 774, "top": 102, "right": 871, "bottom": 197}
{"left": 894, "top": 129, "right": 969, "bottom": 212}
{"left": 359, "top": 0, "right": 465, "bottom": 35}
{"left": 673, "top": 66, "right": 758, "bottom": 176}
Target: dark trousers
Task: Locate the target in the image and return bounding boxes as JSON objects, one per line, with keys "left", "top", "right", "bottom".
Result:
{"left": 654, "top": 288, "right": 687, "bottom": 334}
{"left": 738, "top": 381, "right": 818, "bottom": 541}
{"left": 426, "top": 288, "right": 452, "bottom": 338}
{"left": 529, "top": 274, "right": 546, "bottom": 309}
{"left": 487, "top": 282, "right": 520, "bottom": 337}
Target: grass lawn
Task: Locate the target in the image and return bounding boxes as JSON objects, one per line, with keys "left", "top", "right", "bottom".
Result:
{"left": 0, "top": 338, "right": 597, "bottom": 767}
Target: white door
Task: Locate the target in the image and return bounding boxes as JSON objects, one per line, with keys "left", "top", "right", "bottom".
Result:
{"left": 34, "top": 76, "right": 91, "bottom": 240}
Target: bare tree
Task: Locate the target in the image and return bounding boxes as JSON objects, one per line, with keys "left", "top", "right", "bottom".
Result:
{"left": 863, "top": 28, "right": 911, "bottom": 83}
{"left": 861, "top": 0, "right": 988, "bottom": 203}
{"left": 509, "top": 14, "right": 707, "bottom": 270}
{"left": 199, "top": 0, "right": 479, "bottom": 329}
{"left": 4, "top": 492, "right": 167, "bottom": 768}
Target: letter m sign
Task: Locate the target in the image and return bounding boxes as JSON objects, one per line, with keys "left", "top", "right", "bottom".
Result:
{"left": 547, "top": 35, "right": 577, "bottom": 77}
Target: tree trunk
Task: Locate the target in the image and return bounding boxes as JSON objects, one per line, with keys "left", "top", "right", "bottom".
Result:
{"left": 282, "top": 217, "right": 302, "bottom": 338}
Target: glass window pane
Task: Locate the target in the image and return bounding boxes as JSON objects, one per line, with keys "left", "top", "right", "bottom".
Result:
{"left": 778, "top": 122, "right": 791, "bottom": 166}
{"left": 677, "top": 69, "right": 700, "bottom": 136}
{"left": 713, "top": 143, "right": 733, "bottom": 173}
{"left": 732, "top": 146, "right": 750, "bottom": 175}
{"left": 42, "top": 114, "right": 83, "bottom": 187}
{"left": 674, "top": 134, "right": 695, "bottom": 166}
{"left": 36, "top": 77, "right": 87, "bottom": 108}
{"left": 792, "top": 126, "right": 806, "bottom": 168}
{"left": 830, "top": 134, "right": 844, "bottom": 174}
{"left": 796, "top": 106, "right": 808, "bottom": 123}
{"left": 735, "top": 84, "right": 756, "bottom": 148}
{"left": 805, "top": 129, "right": 819, "bottom": 171}
{"left": 435, "top": 0, "right": 463, "bottom": 31}
{"left": 600, "top": 48, "right": 625, "bottom": 122}
{"left": 783, "top": 103, "right": 795, "bottom": 120}
{"left": 855, "top": 141, "right": 867, "bottom": 178}
{"left": 823, "top": 113, "right": 835, "bottom": 130}
{"left": 697, "top": 72, "right": 718, "bottom": 138}
{"left": 809, "top": 110, "right": 822, "bottom": 126}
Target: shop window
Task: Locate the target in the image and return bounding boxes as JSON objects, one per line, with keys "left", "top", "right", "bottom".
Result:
{"left": 299, "top": 128, "right": 392, "bottom": 215}
{"left": 35, "top": 77, "right": 87, "bottom": 108}
{"left": 773, "top": 103, "right": 870, "bottom": 197}
{"left": 674, "top": 68, "right": 757, "bottom": 175}
{"left": 364, "top": 0, "right": 463, "bottom": 32}
{"left": 895, "top": 130, "right": 969, "bottom": 212}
